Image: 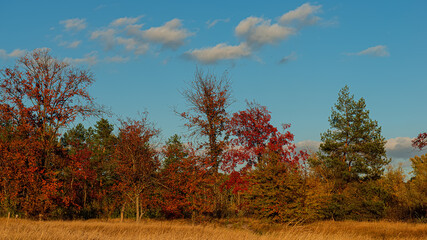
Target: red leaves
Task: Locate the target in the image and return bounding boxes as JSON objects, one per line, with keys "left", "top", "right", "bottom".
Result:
{"left": 160, "top": 145, "right": 216, "bottom": 218}
{"left": 115, "top": 116, "right": 159, "bottom": 181}
{"left": 412, "top": 132, "right": 427, "bottom": 150}
{"left": 113, "top": 116, "right": 160, "bottom": 219}
{"left": 221, "top": 101, "right": 308, "bottom": 201}
{"left": 0, "top": 49, "right": 98, "bottom": 140}
{"left": 221, "top": 171, "right": 249, "bottom": 194}
{"left": 224, "top": 101, "right": 305, "bottom": 173}
{"left": 0, "top": 49, "right": 100, "bottom": 218}
{"left": 1, "top": 58, "right": 318, "bottom": 220}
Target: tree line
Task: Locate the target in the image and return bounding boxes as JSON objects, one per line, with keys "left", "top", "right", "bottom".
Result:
{"left": 0, "top": 49, "right": 425, "bottom": 222}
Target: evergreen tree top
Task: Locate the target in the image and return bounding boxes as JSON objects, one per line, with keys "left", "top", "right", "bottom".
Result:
{"left": 319, "top": 85, "right": 389, "bottom": 181}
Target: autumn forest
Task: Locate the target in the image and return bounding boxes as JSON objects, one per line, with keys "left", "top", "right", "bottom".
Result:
{"left": 0, "top": 49, "right": 426, "bottom": 223}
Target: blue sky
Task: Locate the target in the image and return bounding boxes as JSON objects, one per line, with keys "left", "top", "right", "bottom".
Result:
{"left": 1, "top": 0, "right": 426, "bottom": 167}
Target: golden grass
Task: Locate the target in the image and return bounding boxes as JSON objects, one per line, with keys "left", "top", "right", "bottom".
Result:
{"left": 0, "top": 218, "right": 426, "bottom": 240}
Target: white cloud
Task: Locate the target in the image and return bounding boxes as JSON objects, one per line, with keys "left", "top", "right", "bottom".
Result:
{"left": 90, "top": 18, "right": 191, "bottom": 54}
{"left": 206, "top": 18, "right": 230, "bottom": 29}
{"left": 116, "top": 37, "right": 149, "bottom": 55}
{"left": 105, "top": 56, "right": 130, "bottom": 63}
{"left": 8, "top": 49, "right": 27, "bottom": 58}
{"left": 186, "top": 42, "right": 251, "bottom": 64}
{"left": 279, "top": 3, "right": 322, "bottom": 25}
{"left": 349, "top": 45, "right": 390, "bottom": 57}
{"left": 64, "top": 52, "right": 98, "bottom": 66}
{"left": 386, "top": 137, "right": 412, "bottom": 151}
{"left": 60, "top": 18, "right": 87, "bottom": 31}
{"left": 111, "top": 16, "right": 142, "bottom": 27}
{"left": 125, "top": 24, "right": 145, "bottom": 39}
{"left": 296, "top": 140, "right": 321, "bottom": 153}
{"left": 90, "top": 29, "right": 116, "bottom": 50}
{"left": 91, "top": 24, "right": 149, "bottom": 55}
{"left": 0, "top": 48, "right": 26, "bottom": 59}
{"left": 235, "top": 17, "right": 294, "bottom": 47}
{"left": 386, "top": 137, "right": 427, "bottom": 160}
{"left": 188, "top": 3, "right": 323, "bottom": 64}
{"left": 143, "top": 19, "right": 192, "bottom": 49}
{"left": 116, "top": 37, "right": 136, "bottom": 51}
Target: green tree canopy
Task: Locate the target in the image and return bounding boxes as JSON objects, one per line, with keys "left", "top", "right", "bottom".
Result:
{"left": 317, "top": 86, "right": 389, "bottom": 183}
{"left": 162, "top": 134, "right": 187, "bottom": 169}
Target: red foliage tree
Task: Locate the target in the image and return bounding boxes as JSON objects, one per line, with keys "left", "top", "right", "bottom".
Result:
{"left": 160, "top": 144, "right": 215, "bottom": 221}
{"left": 223, "top": 101, "right": 307, "bottom": 193}
{"left": 0, "top": 49, "right": 99, "bottom": 164}
{"left": 114, "top": 116, "right": 159, "bottom": 221}
{"left": 0, "top": 116, "right": 61, "bottom": 217}
{"left": 224, "top": 101, "right": 305, "bottom": 171}
{"left": 412, "top": 132, "right": 427, "bottom": 150}
{"left": 0, "top": 49, "right": 99, "bottom": 217}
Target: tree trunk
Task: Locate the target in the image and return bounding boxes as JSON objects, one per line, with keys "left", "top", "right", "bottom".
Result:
{"left": 136, "top": 193, "right": 140, "bottom": 222}
{"left": 83, "top": 185, "right": 87, "bottom": 209}
{"left": 191, "top": 209, "right": 196, "bottom": 225}
{"left": 120, "top": 204, "right": 125, "bottom": 222}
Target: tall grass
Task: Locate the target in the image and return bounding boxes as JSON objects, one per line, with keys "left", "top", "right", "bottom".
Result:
{"left": 1, "top": 218, "right": 426, "bottom": 240}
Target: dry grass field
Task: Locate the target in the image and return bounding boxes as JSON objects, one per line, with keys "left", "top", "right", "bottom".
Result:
{"left": 0, "top": 218, "right": 426, "bottom": 240}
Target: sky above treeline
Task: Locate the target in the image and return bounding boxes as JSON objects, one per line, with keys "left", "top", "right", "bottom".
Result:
{"left": 1, "top": 0, "right": 426, "bottom": 168}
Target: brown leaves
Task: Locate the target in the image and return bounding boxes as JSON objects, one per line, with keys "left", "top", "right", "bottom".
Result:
{"left": 179, "top": 68, "right": 233, "bottom": 173}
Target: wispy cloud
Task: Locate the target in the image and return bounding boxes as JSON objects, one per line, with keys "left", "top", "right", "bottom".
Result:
{"left": 348, "top": 45, "right": 390, "bottom": 57}
{"left": 64, "top": 52, "right": 98, "bottom": 65}
{"left": 279, "top": 3, "right": 322, "bottom": 26}
{"left": 278, "top": 52, "right": 297, "bottom": 64}
{"left": 116, "top": 37, "right": 149, "bottom": 55}
{"left": 143, "top": 19, "right": 192, "bottom": 49}
{"left": 0, "top": 48, "right": 26, "bottom": 59}
{"left": 105, "top": 55, "right": 130, "bottom": 63}
{"left": 67, "top": 41, "right": 81, "bottom": 48}
{"left": 8, "top": 49, "right": 27, "bottom": 58}
{"left": 185, "top": 43, "right": 251, "bottom": 64}
{"left": 58, "top": 40, "right": 81, "bottom": 48}
{"left": 235, "top": 17, "right": 294, "bottom": 47}
{"left": 90, "top": 29, "right": 117, "bottom": 50}
{"left": 55, "top": 35, "right": 81, "bottom": 49}
{"left": 110, "top": 16, "right": 143, "bottom": 27}
{"left": 95, "top": 4, "right": 107, "bottom": 11}
{"left": 206, "top": 18, "right": 230, "bottom": 28}
{"left": 60, "top": 18, "right": 87, "bottom": 32}
{"left": 90, "top": 17, "right": 192, "bottom": 56}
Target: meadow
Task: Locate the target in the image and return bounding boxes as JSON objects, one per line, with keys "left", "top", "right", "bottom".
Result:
{"left": 1, "top": 218, "right": 426, "bottom": 240}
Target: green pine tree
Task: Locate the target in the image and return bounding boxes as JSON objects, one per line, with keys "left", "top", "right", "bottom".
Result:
{"left": 162, "top": 134, "right": 187, "bottom": 169}
{"left": 317, "top": 86, "right": 389, "bottom": 184}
